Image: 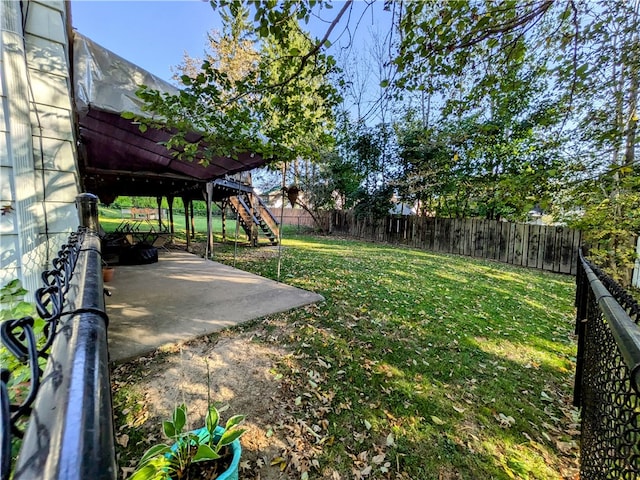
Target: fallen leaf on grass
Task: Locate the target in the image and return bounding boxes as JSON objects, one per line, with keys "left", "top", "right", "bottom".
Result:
{"left": 386, "top": 433, "right": 395, "bottom": 446}
{"left": 555, "top": 440, "right": 577, "bottom": 454}
{"left": 431, "top": 416, "right": 446, "bottom": 426}
{"left": 494, "top": 413, "right": 516, "bottom": 428}
{"left": 271, "top": 456, "right": 287, "bottom": 471}
{"left": 116, "top": 434, "right": 129, "bottom": 448}
{"left": 121, "top": 467, "right": 135, "bottom": 479}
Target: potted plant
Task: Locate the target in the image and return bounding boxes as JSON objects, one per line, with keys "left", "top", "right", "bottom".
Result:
{"left": 102, "top": 259, "right": 115, "bottom": 283}
{"left": 102, "top": 266, "right": 115, "bottom": 282}
{"left": 131, "top": 404, "right": 245, "bottom": 480}
{"left": 285, "top": 184, "right": 300, "bottom": 207}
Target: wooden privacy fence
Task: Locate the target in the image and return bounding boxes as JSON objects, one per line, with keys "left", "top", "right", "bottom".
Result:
{"left": 331, "top": 211, "right": 583, "bottom": 275}
{"left": 279, "top": 208, "right": 320, "bottom": 228}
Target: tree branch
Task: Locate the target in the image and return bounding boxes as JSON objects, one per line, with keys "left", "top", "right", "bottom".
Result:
{"left": 454, "top": 0, "right": 554, "bottom": 51}
{"left": 266, "top": 0, "right": 354, "bottom": 90}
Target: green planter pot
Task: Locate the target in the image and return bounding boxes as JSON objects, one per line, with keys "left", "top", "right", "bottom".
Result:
{"left": 170, "top": 426, "right": 242, "bottom": 480}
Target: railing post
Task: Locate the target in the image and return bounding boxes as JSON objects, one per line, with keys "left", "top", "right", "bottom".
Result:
{"left": 76, "top": 192, "right": 100, "bottom": 232}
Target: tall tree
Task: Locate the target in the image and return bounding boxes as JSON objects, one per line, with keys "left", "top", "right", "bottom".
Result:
{"left": 131, "top": 3, "right": 340, "bottom": 164}
{"left": 387, "top": 0, "right": 638, "bottom": 277}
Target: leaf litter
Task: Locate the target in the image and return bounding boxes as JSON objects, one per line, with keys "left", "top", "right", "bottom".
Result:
{"left": 112, "top": 236, "right": 582, "bottom": 479}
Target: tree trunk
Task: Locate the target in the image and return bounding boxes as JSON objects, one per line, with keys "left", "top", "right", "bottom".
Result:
{"left": 624, "top": 65, "right": 637, "bottom": 167}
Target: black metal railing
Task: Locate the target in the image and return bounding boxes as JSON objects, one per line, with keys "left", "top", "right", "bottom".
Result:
{"left": 0, "top": 193, "right": 116, "bottom": 480}
{"left": 574, "top": 249, "right": 640, "bottom": 479}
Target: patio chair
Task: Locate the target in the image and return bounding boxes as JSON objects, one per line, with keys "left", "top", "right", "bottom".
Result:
{"left": 151, "top": 233, "right": 171, "bottom": 252}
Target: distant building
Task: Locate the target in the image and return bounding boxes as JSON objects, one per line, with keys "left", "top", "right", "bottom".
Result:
{"left": 526, "top": 206, "right": 545, "bottom": 225}
{"left": 389, "top": 202, "right": 416, "bottom": 216}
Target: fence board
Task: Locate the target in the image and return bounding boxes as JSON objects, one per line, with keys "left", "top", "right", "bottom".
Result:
{"left": 556, "top": 227, "right": 572, "bottom": 273}
{"left": 496, "top": 222, "right": 504, "bottom": 261}
{"left": 403, "top": 217, "right": 409, "bottom": 244}
{"left": 427, "top": 218, "right": 435, "bottom": 251}
{"left": 543, "top": 227, "right": 557, "bottom": 272}
{"left": 492, "top": 222, "right": 499, "bottom": 260}
{"left": 538, "top": 226, "right": 547, "bottom": 270}
{"left": 498, "top": 222, "right": 506, "bottom": 261}
{"left": 434, "top": 219, "right": 441, "bottom": 252}
{"left": 443, "top": 219, "right": 452, "bottom": 253}
{"left": 472, "top": 220, "right": 481, "bottom": 258}
{"left": 452, "top": 219, "right": 462, "bottom": 255}
{"left": 482, "top": 220, "right": 489, "bottom": 258}
{"left": 483, "top": 221, "right": 492, "bottom": 259}
{"left": 525, "top": 225, "right": 536, "bottom": 268}
{"left": 486, "top": 221, "right": 493, "bottom": 259}
{"left": 536, "top": 226, "right": 546, "bottom": 269}
{"left": 512, "top": 223, "right": 523, "bottom": 266}
{"left": 465, "top": 219, "right": 473, "bottom": 256}
{"left": 557, "top": 228, "right": 573, "bottom": 274}
{"left": 485, "top": 221, "right": 494, "bottom": 259}
{"left": 501, "top": 223, "right": 512, "bottom": 264}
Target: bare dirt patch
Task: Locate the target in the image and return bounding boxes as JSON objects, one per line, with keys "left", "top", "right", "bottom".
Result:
{"left": 113, "top": 330, "right": 301, "bottom": 479}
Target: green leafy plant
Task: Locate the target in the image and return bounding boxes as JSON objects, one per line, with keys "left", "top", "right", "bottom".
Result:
{"left": 0, "top": 279, "right": 45, "bottom": 465}
{"left": 0, "top": 279, "right": 36, "bottom": 320}
{"left": 131, "top": 404, "right": 246, "bottom": 480}
{"left": 0, "top": 279, "right": 46, "bottom": 390}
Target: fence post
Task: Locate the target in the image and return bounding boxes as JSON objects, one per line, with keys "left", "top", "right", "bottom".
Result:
{"left": 76, "top": 192, "right": 100, "bottom": 232}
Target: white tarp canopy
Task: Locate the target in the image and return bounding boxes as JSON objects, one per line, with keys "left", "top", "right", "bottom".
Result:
{"left": 73, "top": 31, "right": 178, "bottom": 117}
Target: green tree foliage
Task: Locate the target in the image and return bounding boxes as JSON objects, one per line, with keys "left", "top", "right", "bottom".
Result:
{"left": 395, "top": 62, "right": 564, "bottom": 221}
{"left": 388, "top": 0, "right": 638, "bottom": 278}
{"left": 132, "top": 0, "right": 638, "bottom": 278}
{"left": 565, "top": 171, "right": 640, "bottom": 285}
{"left": 131, "top": 2, "right": 340, "bottom": 164}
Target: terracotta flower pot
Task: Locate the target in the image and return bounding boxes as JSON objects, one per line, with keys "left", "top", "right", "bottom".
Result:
{"left": 102, "top": 267, "right": 115, "bottom": 283}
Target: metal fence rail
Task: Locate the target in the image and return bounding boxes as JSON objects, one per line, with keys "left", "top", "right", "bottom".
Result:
{"left": 574, "top": 249, "right": 640, "bottom": 479}
{"left": 0, "top": 193, "right": 116, "bottom": 480}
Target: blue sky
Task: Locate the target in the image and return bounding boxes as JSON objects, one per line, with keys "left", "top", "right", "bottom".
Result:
{"left": 71, "top": 1, "right": 389, "bottom": 83}
{"left": 71, "top": 1, "right": 225, "bottom": 83}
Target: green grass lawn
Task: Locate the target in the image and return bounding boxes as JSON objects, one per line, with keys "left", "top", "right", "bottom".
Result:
{"left": 208, "top": 235, "right": 579, "bottom": 479}
{"left": 99, "top": 207, "right": 308, "bottom": 245}
{"left": 99, "top": 207, "right": 240, "bottom": 243}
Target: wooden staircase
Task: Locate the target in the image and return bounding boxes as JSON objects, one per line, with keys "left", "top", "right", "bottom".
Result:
{"left": 212, "top": 178, "right": 280, "bottom": 246}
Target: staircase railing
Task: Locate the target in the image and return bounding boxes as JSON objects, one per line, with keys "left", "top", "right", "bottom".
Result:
{"left": 255, "top": 194, "right": 280, "bottom": 239}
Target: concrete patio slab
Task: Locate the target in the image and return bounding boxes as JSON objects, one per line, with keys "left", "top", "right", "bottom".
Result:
{"left": 105, "top": 251, "right": 324, "bottom": 362}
